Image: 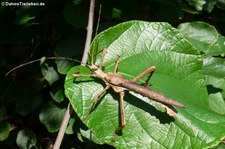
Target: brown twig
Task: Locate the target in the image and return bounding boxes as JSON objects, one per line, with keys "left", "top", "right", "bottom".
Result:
{"left": 81, "top": 0, "right": 95, "bottom": 65}
{"left": 53, "top": 0, "right": 96, "bottom": 149}
{"left": 53, "top": 104, "right": 72, "bottom": 149}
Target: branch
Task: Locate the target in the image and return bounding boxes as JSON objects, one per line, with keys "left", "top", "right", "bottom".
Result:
{"left": 53, "top": 0, "right": 96, "bottom": 149}
{"left": 53, "top": 104, "right": 72, "bottom": 149}
{"left": 81, "top": 0, "right": 95, "bottom": 65}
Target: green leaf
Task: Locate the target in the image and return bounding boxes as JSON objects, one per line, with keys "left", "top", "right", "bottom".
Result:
{"left": 41, "top": 63, "right": 60, "bottom": 85}
{"left": 14, "top": 6, "right": 42, "bottom": 25}
{"left": 178, "top": 21, "right": 225, "bottom": 118}
{"left": 65, "top": 21, "right": 225, "bottom": 148}
{"left": 217, "top": 0, "right": 225, "bottom": 10}
{"left": 208, "top": 93, "right": 225, "bottom": 114}
{"left": 203, "top": 57, "right": 225, "bottom": 78}
{"left": 212, "top": 142, "right": 225, "bottom": 149}
{"left": 205, "top": 75, "right": 225, "bottom": 106}
{"left": 207, "top": 34, "right": 225, "bottom": 56}
{"left": 80, "top": 129, "right": 104, "bottom": 145}
{"left": 39, "top": 101, "right": 66, "bottom": 133}
{"left": 0, "top": 122, "right": 10, "bottom": 141}
{"left": 180, "top": 1, "right": 200, "bottom": 14}
{"left": 55, "top": 59, "right": 74, "bottom": 75}
{"left": 73, "top": 0, "right": 82, "bottom": 5}
{"left": 50, "top": 81, "right": 65, "bottom": 103}
{"left": 16, "top": 129, "right": 36, "bottom": 149}
{"left": 178, "top": 22, "right": 215, "bottom": 53}
{"left": 187, "top": 0, "right": 206, "bottom": 11}
{"left": 15, "top": 15, "right": 35, "bottom": 25}
{"left": 203, "top": 0, "right": 217, "bottom": 12}
{"left": 66, "top": 118, "right": 75, "bottom": 135}
{"left": 206, "top": 76, "right": 225, "bottom": 90}
{"left": 112, "top": 8, "right": 122, "bottom": 19}
{"left": 177, "top": 21, "right": 225, "bottom": 56}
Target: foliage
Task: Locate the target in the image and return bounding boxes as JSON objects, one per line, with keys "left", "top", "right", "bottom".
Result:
{"left": 0, "top": 0, "right": 224, "bottom": 148}
{"left": 65, "top": 21, "right": 225, "bottom": 148}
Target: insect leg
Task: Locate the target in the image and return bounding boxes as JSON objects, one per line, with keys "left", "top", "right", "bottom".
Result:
{"left": 132, "top": 66, "right": 156, "bottom": 86}
{"left": 99, "top": 48, "right": 107, "bottom": 70}
{"left": 83, "top": 85, "right": 110, "bottom": 120}
{"left": 115, "top": 90, "right": 126, "bottom": 134}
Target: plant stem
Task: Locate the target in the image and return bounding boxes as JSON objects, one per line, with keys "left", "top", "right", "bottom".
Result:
{"left": 52, "top": 103, "right": 72, "bottom": 149}
{"left": 82, "top": 0, "right": 95, "bottom": 65}
{"left": 53, "top": 0, "right": 96, "bottom": 149}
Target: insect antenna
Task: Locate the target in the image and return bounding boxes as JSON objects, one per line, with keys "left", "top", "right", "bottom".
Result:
{"left": 5, "top": 57, "right": 86, "bottom": 76}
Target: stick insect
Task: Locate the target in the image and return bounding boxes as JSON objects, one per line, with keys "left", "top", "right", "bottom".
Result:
{"left": 73, "top": 48, "right": 185, "bottom": 133}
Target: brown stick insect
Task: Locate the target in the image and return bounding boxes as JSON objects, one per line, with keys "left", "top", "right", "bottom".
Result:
{"left": 73, "top": 48, "right": 185, "bottom": 133}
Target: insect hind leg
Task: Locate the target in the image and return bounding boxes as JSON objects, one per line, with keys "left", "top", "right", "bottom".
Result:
{"left": 132, "top": 66, "right": 156, "bottom": 87}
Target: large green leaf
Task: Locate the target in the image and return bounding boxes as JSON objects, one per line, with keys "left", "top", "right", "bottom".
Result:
{"left": 65, "top": 21, "right": 225, "bottom": 148}
{"left": 178, "top": 21, "right": 225, "bottom": 120}
{"left": 177, "top": 21, "right": 225, "bottom": 56}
